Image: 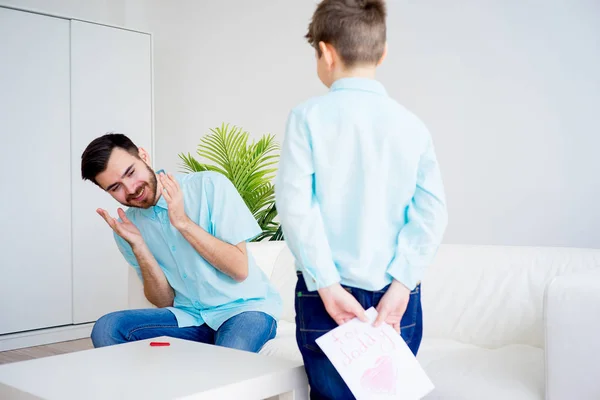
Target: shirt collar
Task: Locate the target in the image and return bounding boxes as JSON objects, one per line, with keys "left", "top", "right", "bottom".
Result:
{"left": 155, "top": 194, "right": 168, "bottom": 210}
{"left": 329, "top": 77, "right": 387, "bottom": 96}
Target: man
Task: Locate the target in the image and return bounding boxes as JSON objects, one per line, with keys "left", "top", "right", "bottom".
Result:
{"left": 81, "top": 133, "right": 281, "bottom": 352}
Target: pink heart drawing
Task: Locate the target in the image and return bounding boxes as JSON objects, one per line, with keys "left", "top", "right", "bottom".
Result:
{"left": 360, "top": 355, "right": 397, "bottom": 395}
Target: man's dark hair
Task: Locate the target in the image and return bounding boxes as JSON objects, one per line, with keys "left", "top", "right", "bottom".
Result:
{"left": 81, "top": 133, "right": 139, "bottom": 185}
{"left": 306, "top": 0, "right": 387, "bottom": 67}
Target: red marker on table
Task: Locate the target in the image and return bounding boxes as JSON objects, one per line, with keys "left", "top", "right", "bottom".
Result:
{"left": 150, "top": 341, "right": 170, "bottom": 347}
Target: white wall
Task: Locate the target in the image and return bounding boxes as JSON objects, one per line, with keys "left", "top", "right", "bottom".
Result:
{"left": 380, "top": 1, "right": 600, "bottom": 248}
{"left": 128, "top": 0, "right": 599, "bottom": 249}
{"left": 123, "top": 0, "right": 324, "bottom": 174}
{"left": 4, "top": 0, "right": 599, "bottom": 249}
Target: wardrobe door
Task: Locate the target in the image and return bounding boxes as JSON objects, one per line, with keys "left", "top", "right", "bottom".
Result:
{"left": 70, "top": 20, "right": 152, "bottom": 323}
{"left": 0, "top": 8, "right": 72, "bottom": 334}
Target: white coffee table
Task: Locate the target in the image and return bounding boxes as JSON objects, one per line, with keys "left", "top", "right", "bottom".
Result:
{"left": 0, "top": 336, "right": 308, "bottom": 399}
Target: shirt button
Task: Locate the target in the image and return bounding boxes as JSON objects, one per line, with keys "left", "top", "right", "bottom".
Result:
{"left": 171, "top": 245, "right": 176, "bottom": 252}
{"left": 183, "top": 273, "right": 188, "bottom": 279}
{"left": 194, "top": 301, "right": 200, "bottom": 308}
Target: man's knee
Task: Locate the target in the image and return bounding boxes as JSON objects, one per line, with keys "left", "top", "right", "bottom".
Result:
{"left": 218, "top": 335, "right": 257, "bottom": 352}
{"left": 216, "top": 312, "right": 277, "bottom": 352}
{"left": 90, "top": 311, "right": 128, "bottom": 348}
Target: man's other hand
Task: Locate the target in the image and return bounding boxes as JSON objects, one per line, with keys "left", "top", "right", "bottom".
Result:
{"left": 97, "top": 208, "right": 144, "bottom": 248}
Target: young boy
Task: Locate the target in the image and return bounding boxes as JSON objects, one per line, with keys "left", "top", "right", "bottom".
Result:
{"left": 275, "top": 0, "right": 448, "bottom": 397}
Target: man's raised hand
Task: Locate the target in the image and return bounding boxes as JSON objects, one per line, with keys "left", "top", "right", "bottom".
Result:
{"left": 97, "top": 208, "right": 143, "bottom": 248}
{"left": 159, "top": 173, "right": 190, "bottom": 230}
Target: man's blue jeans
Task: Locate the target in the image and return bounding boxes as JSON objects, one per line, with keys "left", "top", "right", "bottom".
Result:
{"left": 295, "top": 272, "right": 423, "bottom": 399}
{"left": 91, "top": 309, "right": 277, "bottom": 353}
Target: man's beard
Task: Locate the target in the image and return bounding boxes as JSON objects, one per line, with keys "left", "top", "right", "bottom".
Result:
{"left": 122, "top": 164, "right": 158, "bottom": 209}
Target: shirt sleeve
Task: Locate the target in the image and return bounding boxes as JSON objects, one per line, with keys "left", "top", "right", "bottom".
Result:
{"left": 386, "top": 132, "right": 448, "bottom": 290}
{"left": 275, "top": 108, "right": 341, "bottom": 291}
{"left": 113, "top": 231, "right": 143, "bottom": 281}
{"left": 207, "top": 172, "right": 262, "bottom": 245}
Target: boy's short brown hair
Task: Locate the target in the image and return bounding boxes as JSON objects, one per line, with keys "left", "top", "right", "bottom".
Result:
{"left": 306, "top": 0, "right": 387, "bottom": 67}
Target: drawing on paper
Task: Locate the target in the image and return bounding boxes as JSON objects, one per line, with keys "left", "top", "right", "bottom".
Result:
{"left": 360, "top": 355, "right": 397, "bottom": 395}
{"left": 315, "top": 307, "right": 435, "bottom": 399}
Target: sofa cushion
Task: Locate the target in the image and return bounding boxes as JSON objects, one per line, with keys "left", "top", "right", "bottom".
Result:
{"left": 247, "top": 241, "right": 287, "bottom": 280}
{"left": 250, "top": 242, "right": 599, "bottom": 348}
{"left": 247, "top": 241, "right": 298, "bottom": 323}
{"left": 261, "top": 329, "right": 544, "bottom": 400}
{"left": 418, "top": 338, "right": 544, "bottom": 399}
{"left": 259, "top": 321, "right": 302, "bottom": 363}
{"left": 421, "top": 245, "right": 600, "bottom": 348}
{"left": 269, "top": 250, "right": 298, "bottom": 323}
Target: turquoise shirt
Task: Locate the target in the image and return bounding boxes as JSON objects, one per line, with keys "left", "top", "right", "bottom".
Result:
{"left": 275, "top": 77, "right": 448, "bottom": 292}
{"left": 114, "top": 171, "right": 282, "bottom": 329}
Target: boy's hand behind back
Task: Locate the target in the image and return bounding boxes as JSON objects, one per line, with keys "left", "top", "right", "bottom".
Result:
{"left": 374, "top": 280, "right": 411, "bottom": 334}
{"left": 318, "top": 284, "right": 368, "bottom": 325}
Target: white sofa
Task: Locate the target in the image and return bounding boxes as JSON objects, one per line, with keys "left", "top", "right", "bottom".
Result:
{"left": 129, "top": 241, "right": 600, "bottom": 400}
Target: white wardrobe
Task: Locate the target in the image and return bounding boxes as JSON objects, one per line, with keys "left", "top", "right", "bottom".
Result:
{"left": 0, "top": 6, "right": 153, "bottom": 344}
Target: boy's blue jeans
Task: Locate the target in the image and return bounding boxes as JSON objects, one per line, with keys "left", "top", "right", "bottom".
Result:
{"left": 91, "top": 308, "right": 277, "bottom": 353}
{"left": 295, "top": 272, "right": 423, "bottom": 400}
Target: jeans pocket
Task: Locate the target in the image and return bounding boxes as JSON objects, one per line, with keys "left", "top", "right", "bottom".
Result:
{"left": 373, "top": 284, "right": 421, "bottom": 344}
{"left": 400, "top": 285, "right": 421, "bottom": 344}
{"left": 294, "top": 276, "right": 337, "bottom": 353}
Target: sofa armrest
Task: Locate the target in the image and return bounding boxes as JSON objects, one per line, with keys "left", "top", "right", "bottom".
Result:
{"left": 247, "top": 241, "right": 288, "bottom": 279}
{"left": 544, "top": 269, "right": 600, "bottom": 400}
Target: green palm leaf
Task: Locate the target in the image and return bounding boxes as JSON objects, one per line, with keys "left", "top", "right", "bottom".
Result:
{"left": 178, "top": 123, "right": 284, "bottom": 241}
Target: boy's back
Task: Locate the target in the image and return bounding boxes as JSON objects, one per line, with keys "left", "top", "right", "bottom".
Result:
{"left": 279, "top": 76, "right": 444, "bottom": 292}
{"left": 274, "top": 0, "right": 447, "bottom": 397}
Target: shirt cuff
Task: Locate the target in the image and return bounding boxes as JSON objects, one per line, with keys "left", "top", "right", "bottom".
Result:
{"left": 386, "top": 253, "right": 422, "bottom": 291}
{"left": 301, "top": 266, "right": 341, "bottom": 292}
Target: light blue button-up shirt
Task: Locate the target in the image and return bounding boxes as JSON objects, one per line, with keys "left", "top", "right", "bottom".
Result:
{"left": 114, "top": 171, "right": 282, "bottom": 329}
{"left": 275, "top": 77, "right": 448, "bottom": 292}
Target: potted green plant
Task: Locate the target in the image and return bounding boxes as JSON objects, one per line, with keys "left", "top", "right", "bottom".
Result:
{"left": 179, "top": 123, "right": 283, "bottom": 241}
